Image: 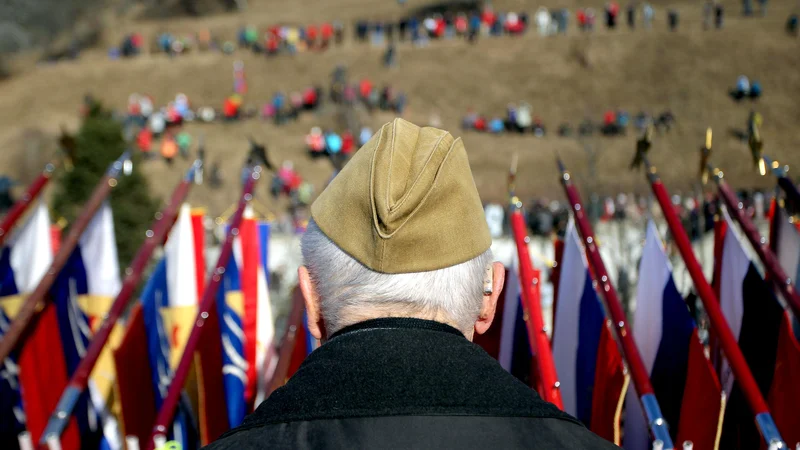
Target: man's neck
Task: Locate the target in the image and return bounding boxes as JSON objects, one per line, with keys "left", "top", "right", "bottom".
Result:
{"left": 329, "top": 308, "right": 473, "bottom": 341}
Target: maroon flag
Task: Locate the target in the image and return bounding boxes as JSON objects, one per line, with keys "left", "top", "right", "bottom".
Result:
{"left": 768, "top": 312, "right": 800, "bottom": 448}
{"left": 113, "top": 304, "right": 156, "bottom": 445}
{"left": 676, "top": 329, "right": 725, "bottom": 449}
{"left": 195, "top": 306, "right": 228, "bottom": 444}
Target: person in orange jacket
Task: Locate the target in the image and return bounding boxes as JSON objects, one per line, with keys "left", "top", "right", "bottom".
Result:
{"left": 161, "top": 135, "right": 178, "bottom": 165}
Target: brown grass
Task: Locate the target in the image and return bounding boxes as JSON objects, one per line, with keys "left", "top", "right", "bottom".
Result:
{"left": 1, "top": 0, "right": 798, "bottom": 215}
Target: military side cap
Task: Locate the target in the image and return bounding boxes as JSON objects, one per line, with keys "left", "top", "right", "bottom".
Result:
{"left": 311, "top": 118, "right": 491, "bottom": 274}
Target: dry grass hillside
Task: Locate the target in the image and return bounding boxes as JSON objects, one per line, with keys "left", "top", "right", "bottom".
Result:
{"left": 1, "top": 0, "right": 798, "bottom": 216}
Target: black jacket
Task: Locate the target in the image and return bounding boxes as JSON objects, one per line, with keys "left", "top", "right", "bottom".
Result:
{"left": 206, "top": 318, "right": 619, "bottom": 449}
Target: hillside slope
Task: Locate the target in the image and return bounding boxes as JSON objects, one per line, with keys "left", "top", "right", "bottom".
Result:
{"left": 1, "top": 0, "right": 798, "bottom": 215}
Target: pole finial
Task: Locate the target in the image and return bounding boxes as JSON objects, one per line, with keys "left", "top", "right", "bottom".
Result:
{"left": 700, "top": 127, "right": 713, "bottom": 185}
{"left": 631, "top": 126, "right": 653, "bottom": 171}
{"left": 748, "top": 112, "right": 765, "bottom": 176}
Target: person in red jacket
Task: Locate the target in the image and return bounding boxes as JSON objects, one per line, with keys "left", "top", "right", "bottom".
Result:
{"left": 136, "top": 127, "right": 153, "bottom": 157}
{"left": 342, "top": 130, "right": 354, "bottom": 155}
{"left": 307, "top": 24, "right": 318, "bottom": 48}
{"left": 359, "top": 79, "right": 372, "bottom": 101}
{"left": 321, "top": 23, "right": 334, "bottom": 48}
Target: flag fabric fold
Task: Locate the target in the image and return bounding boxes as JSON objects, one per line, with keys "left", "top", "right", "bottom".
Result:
{"left": 51, "top": 202, "right": 123, "bottom": 450}
{"left": 0, "top": 202, "right": 80, "bottom": 449}
{"left": 140, "top": 204, "right": 203, "bottom": 449}
{"left": 624, "top": 222, "right": 723, "bottom": 450}
{"left": 718, "top": 210, "right": 784, "bottom": 450}
{"left": 552, "top": 220, "right": 627, "bottom": 444}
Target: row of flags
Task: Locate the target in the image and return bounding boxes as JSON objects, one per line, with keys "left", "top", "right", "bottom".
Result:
{"left": 1, "top": 154, "right": 798, "bottom": 450}
{"left": 0, "top": 199, "right": 276, "bottom": 449}
{"left": 483, "top": 196, "right": 800, "bottom": 449}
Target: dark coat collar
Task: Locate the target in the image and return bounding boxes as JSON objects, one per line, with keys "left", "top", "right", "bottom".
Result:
{"left": 234, "top": 317, "right": 578, "bottom": 434}
{"left": 328, "top": 317, "right": 464, "bottom": 340}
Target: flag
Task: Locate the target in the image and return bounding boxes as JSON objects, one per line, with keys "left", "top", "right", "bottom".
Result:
{"left": 0, "top": 203, "right": 80, "bottom": 449}
{"left": 718, "top": 210, "right": 784, "bottom": 450}
{"left": 112, "top": 304, "right": 156, "bottom": 446}
{"left": 253, "top": 220, "right": 276, "bottom": 406}
{"left": 232, "top": 211, "right": 275, "bottom": 409}
{"left": 766, "top": 202, "right": 800, "bottom": 446}
{"left": 51, "top": 202, "right": 123, "bottom": 450}
{"left": 770, "top": 200, "right": 800, "bottom": 286}
{"left": 218, "top": 209, "right": 277, "bottom": 427}
{"left": 624, "top": 222, "right": 724, "bottom": 450}
{"left": 496, "top": 265, "right": 535, "bottom": 386}
{"left": 140, "top": 204, "right": 203, "bottom": 449}
{"left": 551, "top": 220, "right": 627, "bottom": 443}
{"left": 217, "top": 254, "right": 246, "bottom": 428}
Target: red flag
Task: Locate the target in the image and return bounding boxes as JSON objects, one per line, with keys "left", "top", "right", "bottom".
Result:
{"left": 550, "top": 237, "right": 565, "bottom": 338}
{"left": 49, "top": 224, "right": 62, "bottom": 255}
{"left": 195, "top": 306, "right": 228, "bottom": 444}
{"left": 113, "top": 304, "right": 156, "bottom": 445}
{"left": 191, "top": 209, "right": 206, "bottom": 299}
{"left": 768, "top": 312, "right": 800, "bottom": 447}
{"left": 676, "top": 329, "right": 725, "bottom": 450}
{"left": 239, "top": 216, "right": 259, "bottom": 408}
{"left": 18, "top": 302, "right": 81, "bottom": 449}
{"left": 590, "top": 324, "right": 628, "bottom": 446}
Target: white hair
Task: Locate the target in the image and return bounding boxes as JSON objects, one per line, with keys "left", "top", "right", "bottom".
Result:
{"left": 301, "top": 220, "right": 493, "bottom": 336}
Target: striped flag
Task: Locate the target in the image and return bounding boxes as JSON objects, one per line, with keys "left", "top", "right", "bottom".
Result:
{"left": 51, "top": 202, "right": 123, "bottom": 450}
{"left": 551, "top": 220, "right": 627, "bottom": 444}
{"left": 140, "top": 204, "right": 204, "bottom": 448}
{"left": 624, "top": 222, "right": 724, "bottom": 450}
{"left": 219, "top": 208, "right": 277, "bottom": 426}
{"left": 496, "top": 265, "right": 535, "bottom": 386}
{"left": 0, "top": 203, "right": 79, "bottom": 449}
{"left": 217, "top": 253, "right": 246, "bottom": 428}
{"left": 717, "top": 210, "right": 784, "bottom": 449}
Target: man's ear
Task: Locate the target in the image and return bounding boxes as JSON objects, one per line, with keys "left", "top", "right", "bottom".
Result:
{"left": 474, "top": 262, "right": 505, "bottom": 336}
{"left": 298, "top": 266, "right": 325, "bottom": 340}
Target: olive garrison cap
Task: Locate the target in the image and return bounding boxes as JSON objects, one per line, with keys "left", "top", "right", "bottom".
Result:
{"left": 310, "top": 118, "right": 491, "bottom": 274}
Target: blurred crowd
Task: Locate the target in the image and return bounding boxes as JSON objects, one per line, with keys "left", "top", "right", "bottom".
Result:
{"left": 462, "top": 104, "right": 675, "bottom": 138}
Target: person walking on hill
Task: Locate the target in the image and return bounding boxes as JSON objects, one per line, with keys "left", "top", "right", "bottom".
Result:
{"left": 643, "top": 3, "right": 654, "bottom": 28}
{"left": 205, "top": 118, "right": 621, "bottom": 450}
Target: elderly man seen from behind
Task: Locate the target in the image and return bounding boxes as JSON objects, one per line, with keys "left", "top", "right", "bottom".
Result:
{"left": 207, "top": 118, "right": 619, "bottom": 449}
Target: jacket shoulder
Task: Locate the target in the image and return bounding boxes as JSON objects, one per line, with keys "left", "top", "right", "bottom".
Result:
{"left": 206, "top": 416, "right": 620, "bottom": 450}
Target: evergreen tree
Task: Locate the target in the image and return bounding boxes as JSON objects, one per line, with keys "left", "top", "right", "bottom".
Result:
{"left": 53, "top": 102, "right": 159, "bottom": 268}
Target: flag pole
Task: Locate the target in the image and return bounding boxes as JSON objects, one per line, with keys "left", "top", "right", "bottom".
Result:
{"left": 147, "top": 167, "right": 261, "bottom": 450}
{"left": 0, "top": 161, "right": 57, "bottom": 246}
{"left": 556, "top": 158, "right": 673, "bottom": 449}
{"left": 701, "top": 141, "right": 800, "bottom": 322}
{"left": 0, "top": 152, "right": 131, "bottom": 363}
{"left": 39, "top": 160, "right": 203, "bottom": 445}
{"left": 507, "top": 156, "right": 563, "bottom": 409}
{"left": 630, "top": 130, "right": 785, "bottom": 448}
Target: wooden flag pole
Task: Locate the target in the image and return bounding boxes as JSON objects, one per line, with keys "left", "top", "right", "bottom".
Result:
{"left": 39, "top": 160, "right": 203, "bottom": 446}
{"left": 146, "top": 167, "right": 261, "bottom": 450}
{"left": 630, "top": 130, "right": 785, "bottom": 448}
{"left": 0, "top": 161, "right": 57, "bottom": 246}
{"left": 556, "top": 158, "right": 673, "bottom": 449}
{"left": 0, "top": 152, "right": 131, "bottom": 363}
